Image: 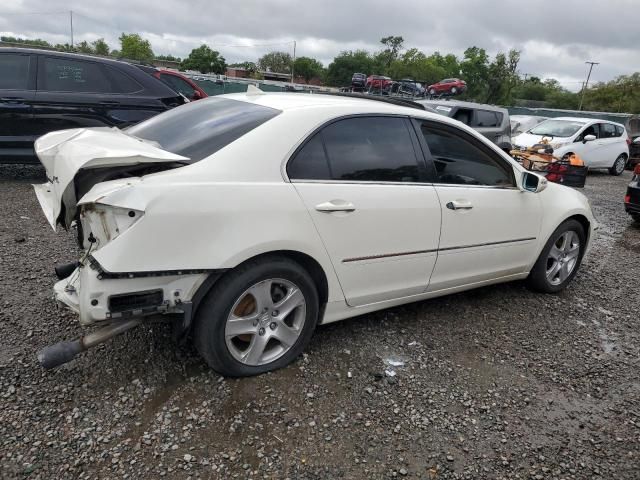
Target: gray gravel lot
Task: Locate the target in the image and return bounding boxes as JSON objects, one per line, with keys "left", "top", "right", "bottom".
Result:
{"left": 1, "top": 165, "right": 639, "bottom": 479}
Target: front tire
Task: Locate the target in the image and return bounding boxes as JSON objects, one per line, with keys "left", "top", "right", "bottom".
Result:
{"left": 429, "top": 88, "right": 436, "bottom": 95}
{"left": 193, "top": 256, "right": 319, "bottom": 376}
{"left": 609, "top": 154, "right": 627, "bottom": 176}
{"left": 450, "top": 87, "right": 458, "bottom": 94}
{"left": 527, "top": 219, "right": 586, "bottom": 293}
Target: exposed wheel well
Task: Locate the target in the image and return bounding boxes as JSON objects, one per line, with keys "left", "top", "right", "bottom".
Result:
{"left": 566, "top": 214, "right": 591, "bottom": 244}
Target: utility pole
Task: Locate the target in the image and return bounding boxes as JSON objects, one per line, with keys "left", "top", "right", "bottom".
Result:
{"left": 291, "top": 40, "right": 296, "bottom": 83}
{"left": 70, "top": 10, "right": 74, "bottom": 47}
{"left": 578, "top": 61, "right": 599, "bottom": 111}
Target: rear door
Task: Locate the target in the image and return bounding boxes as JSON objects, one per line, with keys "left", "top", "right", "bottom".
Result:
{"left": 598, "top": 122, "right": 626, "bottom": 167}
{"left": 0, "top": 52, "right": 36, "bottom": 159}
{"left": 289, "top": 115, "right": 442, "bottom": 307}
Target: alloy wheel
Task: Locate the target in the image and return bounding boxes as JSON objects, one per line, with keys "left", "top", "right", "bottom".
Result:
{"left": 614, "top": 156, "right": 626, "bottom": 174}
{"left": 545, "top": 230, "right": 580, "bottom": 285}
{"left": 224, "top": 278, "right": 306, "bottom": 366}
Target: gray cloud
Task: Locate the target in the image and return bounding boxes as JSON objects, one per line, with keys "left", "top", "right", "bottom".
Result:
{"left": 1, "top": 0, "right": 637, "bottom": 91}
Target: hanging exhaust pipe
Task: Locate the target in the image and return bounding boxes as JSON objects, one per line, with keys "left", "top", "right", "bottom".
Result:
{"left": 37, "top": 319, "right": 142, "bottom": 369}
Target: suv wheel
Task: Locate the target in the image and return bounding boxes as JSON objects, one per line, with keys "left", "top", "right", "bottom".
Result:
{"left": 450, "top": 87, "right": 458, "bottom": 94}
{"left": 194, "top": 256, "right": 319, "bottom": 376}
{"left": 609, "top": 154, "right": 627, "bottom": 176}
{"left": 527, "top": 219, "right": 586, "bottom": 293}
{"left": 429, "top": 88, "right": 436, "bottom": 95}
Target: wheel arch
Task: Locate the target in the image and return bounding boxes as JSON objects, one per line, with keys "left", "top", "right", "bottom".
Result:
{"left": 186, "top": 250, "right": 331, "bottom": 337}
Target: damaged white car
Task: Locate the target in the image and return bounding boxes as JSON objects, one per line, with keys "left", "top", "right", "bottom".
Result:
{"left": 35, "top": 91, "right": 597, "bottom": 376}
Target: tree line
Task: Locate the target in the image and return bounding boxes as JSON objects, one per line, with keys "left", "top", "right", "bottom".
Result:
{"left": 2, "top": 34, "right": 638, "bottom": 113}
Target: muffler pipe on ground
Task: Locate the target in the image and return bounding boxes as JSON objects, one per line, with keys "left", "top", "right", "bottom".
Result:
{"left": 37, "top": 319, "right": 142, "bottom": 369}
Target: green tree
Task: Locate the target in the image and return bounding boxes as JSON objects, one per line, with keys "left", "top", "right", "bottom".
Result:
{"left": 75, "top": 40, "right": 94, "bottom": 54}
{"left": 156, "top": 54, "right": 181, "bottom": 62}
{"left": 376, "top": 35, "right": 404, "bottom": 71}
{"left": 229, "top": 61, "right": 258, "bottom": 73}
{"left": 485, "top": 49, "right": 520, "bottom": 104}
{"left": 293, "top": 56, "right": 324, "bottom": 83}
{"left": 92, "top": 38, "right": 110, "bottom": 56}
{"left": 258, "top": 51, "right": 293, "bottom": 73}
{"left": 181, "top": 45, "right": 226, "bottom": 74}
{"left": 459, "top": 46, "right": 490, "bottom": 100}
{"left": 119, "top": 33, "right": 154, "bottom": 63}
{"left": 326, "top": 50, "right": 376, "bottom": 86}
{"left": 388, "top": 48, "right": 446, "bottom": 84}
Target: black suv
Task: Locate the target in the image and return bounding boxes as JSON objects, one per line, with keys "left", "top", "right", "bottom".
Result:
{"left": 0, "top": 48, "right": 184, "bottom": 163}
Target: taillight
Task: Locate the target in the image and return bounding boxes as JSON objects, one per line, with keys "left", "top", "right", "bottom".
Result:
{"left": 634, "top": 164, "right": 640, "bottom": 175}
{"left": 625, "top": 194, "right": 631, "bottom": 204}
{"left": 626, "top": 138, "right": 632, "bottom": 146}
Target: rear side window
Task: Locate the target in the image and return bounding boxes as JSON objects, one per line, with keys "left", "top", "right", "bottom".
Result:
{"left": 614, "top": 125, "right": 625, "bottom": 137}
{"left": 104, "top": 65, "right": 143, "bottom": 93}
{"left": 600, "top": 123, "right": 619, "bottom": 138}
{"left": 473, "top": 110, "right": 501, "bottom": 127}
{"left": 288, "top": 116, "right": 421, "bottom": 182}
{"left": 0, "top": 54, "right": 31, "bottom": 90}
{"left": 41, "top": 57, "right": 111, "bottom": 93}
{"left": 420, "top": 122, "right": 514, "bottom": 186}
{"left": 126, "top": 97, "right": 280, "bottom": 162}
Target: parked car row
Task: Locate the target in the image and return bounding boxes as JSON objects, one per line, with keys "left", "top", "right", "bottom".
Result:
{"left": 0, "top": 48, "right": 207, "bottom": 164}
{"left": 350, "top": 73, "right": 466, "bottom": 98}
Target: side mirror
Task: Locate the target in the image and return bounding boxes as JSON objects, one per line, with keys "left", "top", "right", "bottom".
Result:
{"left": 522, "top": 171, "right": 548, "bottom": 193}
{"left": 191, "top": 90, "right": 203, "bottom": 100}
{"left": 583, "top": 134, "right": 596, "bottom": 143}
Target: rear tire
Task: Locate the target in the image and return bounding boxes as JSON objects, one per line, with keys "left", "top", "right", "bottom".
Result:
{"left": 450, "top": 87, "right": 458, "bottom": 94}
{"left": 609, "top": 154, "right": 627, "bottom": 176}
{"left": 527, "top": 219, "right": 586, "bottom": 293}
{"left": 193, "top": 255, "right": 319, "bottom": 377}
{"left": 429, "top": 88, "right": 436, "bottom": 95}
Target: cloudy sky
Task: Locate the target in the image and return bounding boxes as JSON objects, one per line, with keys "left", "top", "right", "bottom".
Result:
{"left": 1, "top": 0, "right": 638, "bottom": 91}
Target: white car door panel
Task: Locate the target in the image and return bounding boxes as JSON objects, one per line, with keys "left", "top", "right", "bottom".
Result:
{"left": 416, "top": 120, "right": 543, "bottom": 291}
{"left": 287, "top": 115, "right": 442, "bottom": 307}
{"left": 429, "top": 186, "right": 540, "bottom": 291}
{"left": 294, "top": 183, "right": 441, "bottom": 306}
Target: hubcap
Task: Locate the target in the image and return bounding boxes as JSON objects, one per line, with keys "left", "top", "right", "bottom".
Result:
{"left": 545, "top": 231, "right": 580, "bottom": 286}
{"left": 224, "top": 278, "right": 306, "bottom": 366}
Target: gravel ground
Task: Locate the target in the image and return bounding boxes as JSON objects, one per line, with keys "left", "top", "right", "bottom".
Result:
{"left": 1, "top": 165, "right": 639, "bottom": 480}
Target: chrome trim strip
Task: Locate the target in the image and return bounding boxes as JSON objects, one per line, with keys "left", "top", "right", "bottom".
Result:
{"left": 438, "top": 237, "right": 536, "bottom": 252}
{"left": 342, "top": 237, "right": 536, "bottom": 263}
{"left": 343, "top": 249, "right": 437, "bottom": 263}
{"left": 291, "top": 179, "right": 519, "bottom": 190}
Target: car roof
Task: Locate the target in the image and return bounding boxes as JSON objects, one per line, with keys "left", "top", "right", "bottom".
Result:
{"left": 415, "top": 98, "right": 507, "bottom": 113}
{"left": 220, "top": 91, "right": 447, "bottom": 117}
{"left": 0, "top": 47, "right": 140, "bottom": 68}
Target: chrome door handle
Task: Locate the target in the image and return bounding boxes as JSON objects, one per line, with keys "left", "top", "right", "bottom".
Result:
{"left": 315, "top": 200, "right": 356, "bottom": 212}
{"left": 446, "top": 200, "right": 473, "bottom": 210}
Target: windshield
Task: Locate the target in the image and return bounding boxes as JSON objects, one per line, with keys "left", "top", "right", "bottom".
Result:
{"left": 126, "top": 97, "right": 281, "bottom": 162}
{"left": 529, "top": 119, "right": 585, "bottom": 138}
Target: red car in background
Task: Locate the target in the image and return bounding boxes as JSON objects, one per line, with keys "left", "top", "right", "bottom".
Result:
{"left": 427, "top": 78, "right": 467, "bottom": 95}
{"left": 366, "top": 75, "right": 393, "bottom": 91}
{"left": 153, "top": 70, "right": 208, "bottom": 101}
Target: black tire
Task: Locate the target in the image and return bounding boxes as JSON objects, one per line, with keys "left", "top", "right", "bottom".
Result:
{"left": 609, "top": 154, "right": 627, "bottom": 176}
{"left": 632, "top": 214, "right": 640, "bottom": 224}
{"left": 527, "top": 219, "right": 586, "bottom": 293}
{"left": 193, "top": 255, "right": 319, "bottom": 377}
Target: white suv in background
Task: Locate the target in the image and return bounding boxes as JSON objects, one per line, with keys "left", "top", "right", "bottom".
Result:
{"left": 513, "top": 117, "right": 630, "bottom": 175}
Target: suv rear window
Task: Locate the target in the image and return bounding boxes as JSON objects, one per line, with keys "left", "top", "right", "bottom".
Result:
{"left": 473, "top": 110, "right": 502, "bottom": 127}
{"left": 126, "top": 97, "right": 281, "bottom": 162}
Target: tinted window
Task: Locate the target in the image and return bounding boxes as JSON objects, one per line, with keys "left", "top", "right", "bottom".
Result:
{"left": 0, "top": 54, "right": 31, "bottom": 89}
{"left": 127, "top": 97, "right": 280, "bottom": 162}
{"left": 420, "top": 123, "right": 514, "bottom": 186}
{"left": 160, "top": 73, "right": 196, "bottom": 97}
{"left": 600, "top": 123, "right": 617, "bottom": 138}
{"left": 105, "top": 65, "right": 143, "bottom": 93}
{"left": 321, "top": 117, "right": 420, "bottom": 182}
{"left": 474, "top": 110, "right": 502, "bottom": 127}
{"left": 577, "top": 123, "right": 599, "bottom": 140}
{"left": 614, "top": 125, "right": 624, "bottom": 137}
{"left": 287, "top": 133, "right": 330, "bottom": 180}
{"left": 42, "top": 57, "right": 111, "bottom": 93}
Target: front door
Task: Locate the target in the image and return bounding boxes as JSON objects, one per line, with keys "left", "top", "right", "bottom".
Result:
{"left": 414, "top": 119, "right": 542, "bottom": 291}
{"left": 288, "top": 116, "right": 442, "bottom": 307}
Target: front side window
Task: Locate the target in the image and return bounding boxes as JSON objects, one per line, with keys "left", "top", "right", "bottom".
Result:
{"left": 41, "top": 57, "right": 111, "bottom": 93}
{"left": 127, "top": 97, "right": 280, "bottom": 162}
{"left": 576, "top": 124, "right": 599, "bottom": 141}
{"left": 160, "top": 73, "right": 196, "bottom": 97}
{"left": 288, "top": 116, "right": 421, "bottom": 182}
{"left": 420, "top": 122, "right": 514, "bottom": 186}
{"left": 0, "top": 54, "right": 31, "bottom": 90}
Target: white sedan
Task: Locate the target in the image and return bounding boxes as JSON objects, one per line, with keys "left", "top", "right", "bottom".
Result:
{"left": 513, "top": 117, "right": 630, "bottom": 175}
{"left": 34, "top": 92, "right": 597, "bottom": 376}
